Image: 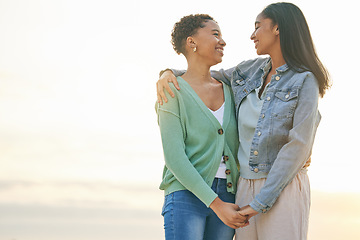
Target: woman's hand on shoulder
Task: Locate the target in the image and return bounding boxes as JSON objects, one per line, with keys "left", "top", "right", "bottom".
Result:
{"left": 157, "top": 70, "right": 180, "bottom": 105}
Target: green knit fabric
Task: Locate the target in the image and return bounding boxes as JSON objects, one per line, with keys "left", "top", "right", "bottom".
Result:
{"left": 156, "top": 77, "right": 239, "bottom": 207}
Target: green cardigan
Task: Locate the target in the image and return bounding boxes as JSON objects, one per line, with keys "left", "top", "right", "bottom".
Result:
{"left": 156, "top": 77, "right": 239, "bottom": 207}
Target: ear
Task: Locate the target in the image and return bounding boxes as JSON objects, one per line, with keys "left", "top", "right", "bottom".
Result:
{"left": 186, "top": 36, "right": 196, "bottom": 49}
{"left": 273, "top": 25, "right": 280, "bottom": 36}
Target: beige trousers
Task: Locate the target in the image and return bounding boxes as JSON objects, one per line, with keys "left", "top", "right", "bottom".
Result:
{"left": 235, "top": 170, "right": 310, "bottom": 240}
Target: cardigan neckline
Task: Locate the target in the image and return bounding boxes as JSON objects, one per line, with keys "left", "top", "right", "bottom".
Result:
{"left": 177, "top": 76, "right": 231, "bottom": 131}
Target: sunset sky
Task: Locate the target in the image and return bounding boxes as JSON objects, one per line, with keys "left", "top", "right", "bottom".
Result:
{"left": 0, "top": 0, "right": 359, "bottom": 239}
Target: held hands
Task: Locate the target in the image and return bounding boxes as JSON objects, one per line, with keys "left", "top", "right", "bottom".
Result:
{"left": 156, "top": 70, "right": 179, "bottom": 105}
{"left": 210, "top": 197, "right": 249, "bottom": 229}
{"left": 238, "top": 205, "right": 259, "bottom": 222}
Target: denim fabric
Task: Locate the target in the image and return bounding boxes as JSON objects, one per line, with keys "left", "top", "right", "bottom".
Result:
{"left": 161, "top": 178, "right": 235, "bottom": 240}
{"left": 209, "top": 57, "right": 321, "bottom": 213}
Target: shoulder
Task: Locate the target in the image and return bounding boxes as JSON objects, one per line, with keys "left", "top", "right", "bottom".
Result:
{"left": 285, "top": 70, "right": 319, "bottom": 99}
{"left": 232, "top": 57, "right": 269, "bottom": 80}
{"left": 156, "top": 77, "right": 189, "bottom": 114}
{"left": 287, "top": 70, "right": 319, "bottom": 89}
{"left": 236, "top": 57, "right": 269, "bottom": 73}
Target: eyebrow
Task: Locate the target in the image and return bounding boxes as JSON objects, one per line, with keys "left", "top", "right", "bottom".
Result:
{"left": 255, "top": 21, "right": 260, "bottom": 25}
{"left": 211, "top": 29, "right": 220, "bottom": 32}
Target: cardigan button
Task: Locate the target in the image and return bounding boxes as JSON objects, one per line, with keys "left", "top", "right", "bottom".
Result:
{"left": 227, "top": 182, "right": 232, "bottom": 188}
{"left": 225, "top": 169, "right": 231, "bottom": 175}
{"left": 223, "top": 155, "right": 229, "bottom": 161}
{"left": 254, "top": 168, "right": 259, "bottom": 173}
{"left": 254, "top": 150, "right": 259, "bottom": 156}
{"left": 218, "top": 129, "right": 224, "bottom": 135}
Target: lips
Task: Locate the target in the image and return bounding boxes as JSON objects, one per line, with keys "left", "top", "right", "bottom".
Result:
{"left": 216, "top": 47, "right": 224, "bottom": 55}
{"left": 254, "top": 40, "right": 259, "bottom": 48}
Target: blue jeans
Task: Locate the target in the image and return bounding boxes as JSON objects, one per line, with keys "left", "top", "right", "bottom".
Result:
{"left": 161, "top": 178, "right": 235, "bottom": 240}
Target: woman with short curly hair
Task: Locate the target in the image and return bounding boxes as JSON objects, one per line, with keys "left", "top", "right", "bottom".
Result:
{"left": 156, "top": 14, "right": 247, "bottom": 239}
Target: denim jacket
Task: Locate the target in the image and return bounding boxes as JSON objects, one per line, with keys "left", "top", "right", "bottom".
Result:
{"left": 209, "top": 57, "right": 321, "bottom": 213}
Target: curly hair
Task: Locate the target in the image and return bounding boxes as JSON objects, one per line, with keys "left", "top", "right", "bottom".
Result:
{"left": 171, "top": 14, "right": 214, "bottom": 55}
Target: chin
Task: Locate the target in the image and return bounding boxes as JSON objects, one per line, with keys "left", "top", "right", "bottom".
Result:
{"left": 209, "top": 59, "right": 222, "bottom": 66}
{"left": 257, "top": 50, "right": 266, "bottom": 56}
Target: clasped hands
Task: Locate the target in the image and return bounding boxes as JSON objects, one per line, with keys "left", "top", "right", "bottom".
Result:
{"left": 210, "top": 197, "right": 258, "bottom": 229}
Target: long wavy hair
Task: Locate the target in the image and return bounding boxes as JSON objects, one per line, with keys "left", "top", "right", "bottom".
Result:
{"left": 261, "top": 2, "right": 331, "bottom": 97}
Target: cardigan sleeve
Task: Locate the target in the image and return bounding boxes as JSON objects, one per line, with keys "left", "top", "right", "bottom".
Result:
{"left": 155, "top": 85, "right": 218, "bottom": 207}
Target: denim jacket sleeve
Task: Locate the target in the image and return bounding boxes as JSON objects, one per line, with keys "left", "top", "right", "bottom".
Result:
{"left": 250, "top": 73, "right": 321, "bottom": 213}
{"left": 169, "top": 67, "right": 236, "bottom": 86}
{"left": 171, "top": 69, "right": 186, "bottom": 77}
{"left": 210, "top": 67, "right": 236, "bottom": 86}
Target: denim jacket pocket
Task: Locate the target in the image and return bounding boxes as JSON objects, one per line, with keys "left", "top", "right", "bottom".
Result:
{"left": 274, "top": 89, "right": 298, "bottom": 102}
{"left": 272, "top": 88, "right": 299, "bottom": 119}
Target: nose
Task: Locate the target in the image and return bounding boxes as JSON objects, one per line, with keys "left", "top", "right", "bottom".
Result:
{"left": 219, "top": 37, "right": 226, "bottom": 47}
{"left": 250, "top": 31, "right": 255, "bottom": 40}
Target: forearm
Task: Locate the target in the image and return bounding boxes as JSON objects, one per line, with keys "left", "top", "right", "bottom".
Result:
{"left": 250, "top": 75, "right": 321, "bottom": 213}
{"left": 158, "top": 110, "right": 217, "bottom": 207}
{"left": 161, "top": 67, "right": 235, "bottom": 86}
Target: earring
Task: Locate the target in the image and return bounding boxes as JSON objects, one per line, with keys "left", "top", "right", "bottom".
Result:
{"left": 193, "top": 47, "right": 197, "bottom": 52}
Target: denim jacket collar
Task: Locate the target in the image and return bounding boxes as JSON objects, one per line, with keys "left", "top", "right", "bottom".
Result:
{"left": 260, "top": 58, "right": 289, "bottom": 74}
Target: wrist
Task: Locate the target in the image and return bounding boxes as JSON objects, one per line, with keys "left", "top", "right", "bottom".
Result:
{"left": 209, "top": 197, "right": 222, "bottom": 210}
{"left": 159, "top": 68, "right": 172, "bottom": 77}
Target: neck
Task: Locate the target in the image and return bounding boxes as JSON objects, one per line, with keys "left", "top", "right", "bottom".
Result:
{"left": 182, "top": 57, "right": 212, "bottom": 83}
{"left": 269, "top": 46, "right": 286, "bottom": 70}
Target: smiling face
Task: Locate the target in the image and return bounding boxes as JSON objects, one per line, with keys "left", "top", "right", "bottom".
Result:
{"left": 250, "top": 14, "right": 279, "bottom": 56}
{"left": 189, "top": 20, "right": 226, "bottom": 66}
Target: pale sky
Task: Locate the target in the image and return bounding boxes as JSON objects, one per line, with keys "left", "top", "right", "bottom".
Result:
{"left": 0, "top": 0, "right": 359, "bottom": 239}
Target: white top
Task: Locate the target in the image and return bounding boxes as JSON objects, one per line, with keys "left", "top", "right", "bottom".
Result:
{"left": 208, "top": 102, "right": 227, "bottom": 179}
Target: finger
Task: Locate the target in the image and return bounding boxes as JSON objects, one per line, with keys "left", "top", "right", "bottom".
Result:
{"left": 173, "top": 78, "right": 180, "bottom": 90}
{"left": 159, "top": 89, "right": 168, "bottom": 103}
{"left": 156, "top": 82, "right": 164, "bottom": 105}
{"left": 157, "top": 92, "right": 163, "bottom": 105}
{"left": 231, "top": 224, "right": 238, "bottom": 230}
{"left": 157, "top": 82, "right": 169, "bottom": 103}
{"left": 241, "top": 222, "right": 250, "bottom": 228}
{"left": 164, "top": 83, "right": 175, "bottom": 98}
{"left": 234, "top": 223, "right": 244, "bottom": 229}
{"left": 237, "top": 212, "right": 248, "bottom": 221}
{"left": 236, "top": 220, "right": 250, "bottom": 229}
